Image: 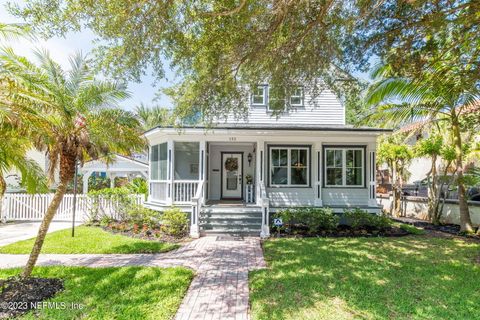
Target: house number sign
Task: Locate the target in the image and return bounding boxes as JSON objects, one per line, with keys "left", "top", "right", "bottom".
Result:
{"left": 229, "top": 137, "right": 237, "bottom": 141}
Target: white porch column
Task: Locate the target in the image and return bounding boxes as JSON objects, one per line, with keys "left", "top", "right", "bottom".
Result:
{"left": 368, "top": 149, "right": 378, "bottom": 207}
{"left": 166, "top": 139, "right": 174, "bottom": 205}
{"left": 255, "top": 140, "right": 265, "bottom": 206}
{"left": 82, "top": 170, "right": 92, "bottom": 194}
{"left": 199, "top": 141, "right": 206, "bottom": 182}
{"left": 314, "top": 145, "right": 323, "bottom": 206}
{"left": 109, "top": 173, "right": 116, "bottom": 188}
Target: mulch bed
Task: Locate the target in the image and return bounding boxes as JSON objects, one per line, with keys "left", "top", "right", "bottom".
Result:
{"left": 392, "top": 217, "right": 480, "bottom": 240}
{"left": 0, "top": 277, "right": 64, "bottom": 319}
{"left": 100, "top": 226, "right": 189, "bottom": 244}
{"left": 272, "top": 225, "right": 410, "bottom": 238}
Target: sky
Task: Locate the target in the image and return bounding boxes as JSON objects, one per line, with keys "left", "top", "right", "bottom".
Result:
{"left": 0, "top": 0, "right": 174, "bottom": 111}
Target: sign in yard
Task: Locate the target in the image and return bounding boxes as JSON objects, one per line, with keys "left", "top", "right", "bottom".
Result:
{"left": 273, "top": 218, "right": 283, "bottom": 227}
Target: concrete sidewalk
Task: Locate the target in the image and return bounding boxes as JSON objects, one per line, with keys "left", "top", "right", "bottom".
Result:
{"left": 0, "top": 221, "right": 82, "bottom": 247}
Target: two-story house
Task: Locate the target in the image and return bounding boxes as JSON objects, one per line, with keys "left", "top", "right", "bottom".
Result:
{"left": 144, "top": 85, "right": 391, "bottom": 238}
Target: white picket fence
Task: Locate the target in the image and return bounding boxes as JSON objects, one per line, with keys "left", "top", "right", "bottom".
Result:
{"left": 0, "top": 193, "right": 144, "bottom": 222}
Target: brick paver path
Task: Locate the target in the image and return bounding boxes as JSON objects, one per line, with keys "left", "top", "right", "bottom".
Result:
{"left": 0, "top": 236, "right": 265, "bottom": 320}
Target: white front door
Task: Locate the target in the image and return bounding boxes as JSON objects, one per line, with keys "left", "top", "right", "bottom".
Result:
{"left": 221, "top": 152, "right": 243, "bottom": 199}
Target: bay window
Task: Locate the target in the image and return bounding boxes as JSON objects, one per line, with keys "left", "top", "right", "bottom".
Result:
{"left": 150, "top": 142, "right": 168, "bottom": 180}
{"left": 324, "top": 147, "right": 364, "bottom": 187}
{"left": 270, "top": 146, "right": 310, "bottom": 187}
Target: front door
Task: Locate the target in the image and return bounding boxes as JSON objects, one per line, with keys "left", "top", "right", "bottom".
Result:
{"left": 221, "top": 152, "right": 243, "bottom": 199}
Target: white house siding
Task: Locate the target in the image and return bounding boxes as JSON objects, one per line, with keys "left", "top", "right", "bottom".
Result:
{"left": 267, "top": 187, "right": 315, "bottom": 207}
{"left": 208, "top": 143, "right": 256, "bottom": 200}
{"left": 219, "top": 89, "right": 345, "bottom": 126}
{"left": 322, "top": 188, "right": 369, "bottom": 206}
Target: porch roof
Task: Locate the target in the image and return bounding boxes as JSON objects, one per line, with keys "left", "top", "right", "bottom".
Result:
{"left": 144, "top": 124, "right": 392, "bottom": 136}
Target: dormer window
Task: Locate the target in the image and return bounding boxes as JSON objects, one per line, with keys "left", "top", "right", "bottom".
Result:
{"left": 290, "top": 87, "right": 304, "bottom": 106}
{"left": 251, "top": 85, "right": 267, "bottom": 106}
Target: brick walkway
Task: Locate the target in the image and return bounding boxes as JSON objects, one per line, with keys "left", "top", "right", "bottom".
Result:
{"left": 0, "top": 236, "right": 266, "bottom": 320}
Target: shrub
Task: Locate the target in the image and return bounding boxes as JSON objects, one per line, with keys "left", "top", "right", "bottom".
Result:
{"left": 99, "top": 215, "right": 114, "bottom": 227}
{"left": 276, "top": 207, "right": 339, "bottom": 233}
{"left": 342, "top": 208, "right": 392, "bottom": 230}
{"left": 127, "top": 204, "right": 160, "bottom": 228}
{"left": 88, "top": 187, "right": 135, "bottom": 221}
{"left": 161, "top": 207, "right": 188, "bottom": 237}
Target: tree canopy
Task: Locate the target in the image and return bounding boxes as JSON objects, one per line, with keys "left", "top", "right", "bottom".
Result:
{"left": 7, "top": 0, "right": 479, "bottom": 124}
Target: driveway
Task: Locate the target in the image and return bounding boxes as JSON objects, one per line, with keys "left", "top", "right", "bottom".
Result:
{"left": 0, "top": 221, "right": 82, "bottom": 247}
{"left": 0, "top": 236, "right": 266, "bottom": 320}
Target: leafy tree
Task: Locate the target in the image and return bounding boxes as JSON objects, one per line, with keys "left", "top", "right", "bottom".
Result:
{"left": 377, "top": 136, "right": 413, "bottom": 217}
{"left": 414, "top": 133, "right": 456, "bottom": 225}
{"left": 351, "top": 0, "right": 480, "bottom": 85}
{"left": 9, "top": 0, "right": 372, "bottom": 122}
{"left": 1, "top": 49, "right": 146, "bottom": 277}
{"left": 366, "top": 62, "right": 480, "bottom": 232}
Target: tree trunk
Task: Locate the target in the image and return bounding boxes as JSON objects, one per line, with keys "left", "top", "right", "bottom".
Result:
{"left": 21, "top": 179, "right": 69, "bottom": 278}
{"left": 451, "top": 118, "right": 474, "bottom": 233}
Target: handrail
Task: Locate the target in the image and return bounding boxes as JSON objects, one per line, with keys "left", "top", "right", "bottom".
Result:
{"left": 190, "top": 180, "right": 205, "bottom": 238}
{"left": 259, "top": 181, "right": 270, "bottom": 238}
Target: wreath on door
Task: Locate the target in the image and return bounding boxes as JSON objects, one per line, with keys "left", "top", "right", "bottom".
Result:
{"left": 224, "top": 157, "right": 239, "bottom": 171}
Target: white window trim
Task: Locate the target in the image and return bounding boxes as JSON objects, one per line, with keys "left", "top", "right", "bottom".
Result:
{"left": 251, "top": 85, "right": 268, "bottom": 106}
{"left": 290, "top": 86, "right": 304, "bottom": 107}
{"left": 269, "top": 146, "right": 310, "bottom": 187}
{"left": 324, "top": 147, "right": 364, "bottom": 188}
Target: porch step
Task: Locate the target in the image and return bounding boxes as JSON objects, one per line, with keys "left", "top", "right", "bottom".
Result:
{"left": 199, "top": 205, "right": 262, "bottom": 235}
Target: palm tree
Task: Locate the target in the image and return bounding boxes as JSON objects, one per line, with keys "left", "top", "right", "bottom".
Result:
{"left": 0, "top": 23, "right": 47, "bottom": 218}
{"left": 1, "top": 49, "right": 146, "bottom": 277}
{"left": 134, "top": 103, "right": 172, "bottom": 131}
{"left": 366, "top": 63, "right": 480, "bottom": 233}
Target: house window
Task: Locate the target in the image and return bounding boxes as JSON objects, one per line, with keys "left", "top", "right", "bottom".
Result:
{"left": 251, "top": 85, "right": 267, "bottom": 106}
{"left": 290, "top": 87, "right": 303, "bottom": 106}
{"left": 270, "top": 146, "right": 309, "bottom": 187}
{"left": 150, "top": 142, "right": 168, "bottom": 180}
{"left": 324, "top": 147, "right": 364, "bottom": 187}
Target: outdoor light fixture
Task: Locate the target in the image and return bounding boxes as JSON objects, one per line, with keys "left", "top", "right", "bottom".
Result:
{"left": 247, "top": 153, "right": 252, "bottom": 166}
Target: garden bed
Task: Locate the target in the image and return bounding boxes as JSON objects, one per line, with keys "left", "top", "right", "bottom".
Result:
{"left": 271, "top": 224, "right": 410, "bottom": 238}
{"left": 97, "top": 222, "right": 189, "bottom": 243}
{"left": 272, "top": 208, "right": 420, "bottom": 238}
{"left": 392, "top": 217, "right": 480, "bottom": 239}
{"left": 0, "top": 277, "right": 64, "bottom": 319}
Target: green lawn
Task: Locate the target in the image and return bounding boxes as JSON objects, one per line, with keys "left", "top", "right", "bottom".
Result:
{"left": 0, "top": 266, "right": 193, "bottom": 319}
{"left": 250, "top": 236, "right": 480, "bottom": 320}
{"left": 0, "top": 226, "right": 179, "bottom": 254}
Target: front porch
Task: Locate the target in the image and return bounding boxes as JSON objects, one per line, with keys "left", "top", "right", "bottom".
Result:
{"left": 146, "top": 139, "right": 270, "bottom": 238}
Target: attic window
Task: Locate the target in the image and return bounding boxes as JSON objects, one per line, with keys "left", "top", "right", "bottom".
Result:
{"left": 251, "top": 85, "right": 267, "bottom": 106}
{"left": 290, "top": 87, "right": 304, "bottom": 106}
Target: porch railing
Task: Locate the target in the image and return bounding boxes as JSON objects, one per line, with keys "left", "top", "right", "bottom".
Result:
{"left": 150, "top": 180, "right": 198, "bottom": 204}
{"left": 173, "top": 180, "right": 198, "bottom": 203}
{"left": 190, "top": 180, "right": 205, "bottom": 238}
{"left": 259, "top": 181, "right": 270, "bottom": 238}
{"left": 150, "top": 181, "right": 168, "bottom": 202}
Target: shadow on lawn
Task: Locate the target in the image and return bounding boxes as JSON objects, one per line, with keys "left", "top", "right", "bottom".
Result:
{"left": 109, "top": 241, "right": 179, "bottom": 254}
{"left": 1, "top": 266, "right": 193, "bottom": 319}
{"left": 250, "top": 236, "right": 480, "bottom": 320}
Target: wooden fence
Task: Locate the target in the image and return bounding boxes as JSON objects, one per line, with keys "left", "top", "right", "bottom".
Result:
{"left": 0, "top": 193, "right": 144, "bottom": 222}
